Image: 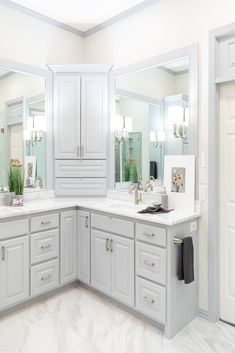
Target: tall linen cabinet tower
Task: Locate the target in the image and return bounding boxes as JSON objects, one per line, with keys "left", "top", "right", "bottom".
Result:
{"left": 49, "top": 65, "right": 112, "bottom": 196}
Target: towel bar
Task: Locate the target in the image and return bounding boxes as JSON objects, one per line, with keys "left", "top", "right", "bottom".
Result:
{"left": 173, "top": 237, "right": 183, "bottom": 244}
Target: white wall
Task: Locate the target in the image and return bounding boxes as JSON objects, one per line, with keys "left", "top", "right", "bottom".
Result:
{"left": 0, "top": 5, "right": 84, "bottom": 68}
{"left": 83, "top": 0, "right": 235, "bottom": 312}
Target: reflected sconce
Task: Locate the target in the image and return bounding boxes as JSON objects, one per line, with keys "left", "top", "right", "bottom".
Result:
{"left": 24, "top": 114, "right": 47, "bottom": 145}
{"left": 114, "top": 115, "right": 133, "bottom": 144}
{"left": 171, "top": 105, "right": 189, "bottom": 143}
{"left": 150, "top": 130, "right": 165, "bottom": 148}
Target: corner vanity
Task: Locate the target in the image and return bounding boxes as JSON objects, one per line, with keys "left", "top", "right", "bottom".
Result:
{"left": 0, "top": 198, "right": 199, "bottom": 339}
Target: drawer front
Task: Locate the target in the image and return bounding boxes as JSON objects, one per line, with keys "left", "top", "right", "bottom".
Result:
{"left": 136, "top": 277, "right": 166, "bottom": 323}
{"left": 136, "top": 242, "right": 166, "bottom": 285}
{"left": 31, "top": 213, "right": 59, "bottom": 233}
{"left": 31, "top": 259, "right": 59, "bottom": 296}
{"left": 136, "top": 223, "right": 166, "bottom": 247}
{"left": 55, "top": 160, "right": 107, "bottom": 178}
{"left": 0, "top": 218, "right": 28, "bottom": 240}
{"left": 55, "top": 178, "right": 106, "bottom": 196}
{"left": 91, "top": 213, "right": 134, "bottom": 238}
{"left": 31, "top": 229, "right": 59, "bottom": 265}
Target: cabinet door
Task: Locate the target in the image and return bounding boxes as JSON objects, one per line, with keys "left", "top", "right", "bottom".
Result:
{"left": 61, "top": 210, "right": 77, "bottom": 285}
{"left": 111, "top": 235, "right": 134, "bottom": 306}
{"left": 77, "top": 211, "right": 90, "bottom": 284}
{"left": 91, "top": 229, "right": 110, "bottom": 295}
{"left": 81, "top": 76, "right": 107, "bottom": 159}
{"left": 0, "top": 236, "right": 29, "bottom": 309}
{"left": 54, "top": 75, "right": 81, "bottom": 159}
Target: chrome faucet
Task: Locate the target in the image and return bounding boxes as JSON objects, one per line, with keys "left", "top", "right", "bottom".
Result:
{"left": 129, "top": 184, "right": 142, "bottom": 205}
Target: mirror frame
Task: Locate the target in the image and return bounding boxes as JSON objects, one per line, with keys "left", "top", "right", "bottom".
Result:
{"left": 0, "top": 57, "right": 53, "bottom": 190}
{"left": 108, "top": 44, "right": 198, "bottom": 190}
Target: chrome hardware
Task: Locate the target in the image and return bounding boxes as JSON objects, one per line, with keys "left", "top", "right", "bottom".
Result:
{"left": 1, "top": 246, "right": 5, "bottom": 261}
{"left": 110, "top": 239, "right": 113, "bottom": 252}
{"left": 41, "top": 274, "right": 52, "bottom": 281}
{"left": 85, "top": 216, "right": 89, "bottom": 228}
{"left": 143, "top": 259, "right": 155, "bottom": 267}
{"left": 41, "top": 221, "right": 52, "bottom": 225}
{"left": 143, "top": 232, "right": 156, "bottom": 237}
{"left": 174, "top": 237, "right": 183, "bottom": 244}
{"left": 41, "top": 244, "right": 52, "bottom": 250}
{"left": 129, "top": 184, "right": 142, "bottom": 205}
{"left": 77, "top": 146, "right": 80, "bottom": 157}
{"left": 106, "top": 238, "right": 110, "bottom": 251}
{"left": 143, "top": 296, "right": 155, "bottom": 304}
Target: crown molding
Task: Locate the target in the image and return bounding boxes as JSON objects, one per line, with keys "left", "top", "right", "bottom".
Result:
{"left": 48, "top": 64, "right": 112, "bottom": 73}
{"left": 0, "top": 0, "right": 160, "bottom": 38}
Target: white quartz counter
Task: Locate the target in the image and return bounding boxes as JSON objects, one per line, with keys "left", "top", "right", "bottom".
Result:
{"left": 0, "top": 197, "right": 200, "bottom": 226}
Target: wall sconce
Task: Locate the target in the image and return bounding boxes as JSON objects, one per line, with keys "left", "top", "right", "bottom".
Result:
{"left": 24, "top": 114, "right": 47, "bottom": 145}
{"left": 114, "top": 115, "right": 133, "bottom": 144}
{"left": 169, "top": 105, "right": 189, "bottom": 143}
{"left": 150, "top": 130, "right": 165, "bottom": 148}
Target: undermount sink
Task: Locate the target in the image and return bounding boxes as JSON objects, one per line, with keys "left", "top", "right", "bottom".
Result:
{"left": 109, "top": 202, "right": 144, "bottom": 211}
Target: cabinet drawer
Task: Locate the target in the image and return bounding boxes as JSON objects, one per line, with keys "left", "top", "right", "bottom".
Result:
{"left": 91, "top": 213, "right": 134, "bottom": 238}
{"left": 136, "top": 242, "right": 166, "bottom": 285}
{"left": 55, "top": 178, "right": 106, "bottom": 196}
{"left": 136, "top": 277, "right": 166, "bottom": 324}
{"left": 31, "top": 259, "right": 59, "bottom": 296}
{"left": 55, "top": 160, "right": 107, "bottom": 178}
{"left": 31, "top": 229, "right": 59, "bottom": 265}
{"left": 0, "top": 218, "right": 28, "bottom": 240}
{"left": 136, "top": 223, "right": 166, "bottom": 247}
{"left": 31, "top": 213, "right": 59, "bottom": 233}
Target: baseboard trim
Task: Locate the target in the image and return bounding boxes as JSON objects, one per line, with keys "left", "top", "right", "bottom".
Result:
{"left": 198, "top": 308, "right": 209, "bottom": 320}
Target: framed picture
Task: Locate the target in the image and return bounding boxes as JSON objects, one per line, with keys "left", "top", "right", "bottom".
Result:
{"left": 24, "top": 156, "right": 36, "bottom": 187}
{"left": 164, "top": 155, "right": 195, "bottom": 212}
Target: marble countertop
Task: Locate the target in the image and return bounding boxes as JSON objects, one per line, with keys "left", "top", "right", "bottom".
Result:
{"left": 0, "top": 197, "right": 200, "bottom": 226}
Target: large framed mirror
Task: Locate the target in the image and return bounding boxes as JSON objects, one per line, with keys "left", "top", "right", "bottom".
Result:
{"left": 0, "top": 58, "right": 52, "bottom": 192}
{"left": 108, "top": 45, "right": 198, "bottom": 190}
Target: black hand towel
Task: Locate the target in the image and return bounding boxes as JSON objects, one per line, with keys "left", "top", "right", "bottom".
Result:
{"left": 177, "top": 237, "right": 194, "bottom": 284}
{"left": 138, "top": 206, "right": 173, "bottom": 214}
{"left": 150, "top": 161, "right": 157, "bottom": 179}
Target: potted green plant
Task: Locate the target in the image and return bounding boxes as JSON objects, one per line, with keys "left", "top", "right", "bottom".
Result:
{"left": 8, "top": 165, "right": 24, "bottom": 206}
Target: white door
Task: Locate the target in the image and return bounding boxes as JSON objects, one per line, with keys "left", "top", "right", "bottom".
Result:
{"left": 111, "top": 235, "right": 134, "bottom": 306}
{"left": 0, "top": 236, "right": 29, "bottom": 309}
{"left": 61, "top": 210, "right": 77, "bottom": 284}
{"left": 220, "top": 82, "right": 235, "bottom": 324}
{"left": 77, "top": 210, "right": 90, "bottom": 284}
{"left": 54, "top": 75, "right": 81, "bottom": 159}
{"left": 81, "top": 76, "right": 107, "bottom": 159}
{"left": 91, "top": 229, "right": 110, "bottom": 295}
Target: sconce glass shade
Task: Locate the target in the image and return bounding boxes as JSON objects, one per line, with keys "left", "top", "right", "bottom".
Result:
{"left": 114, "top": 115, "right": 133, "bottom": 142}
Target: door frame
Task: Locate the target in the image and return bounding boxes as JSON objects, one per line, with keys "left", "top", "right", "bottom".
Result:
{"left": 208, "top": 22, "right": 235, "bottom": 322}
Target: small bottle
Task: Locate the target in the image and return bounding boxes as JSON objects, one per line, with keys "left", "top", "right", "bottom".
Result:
{"left": 161, "top": 187, "right": 168, "bottom": 209}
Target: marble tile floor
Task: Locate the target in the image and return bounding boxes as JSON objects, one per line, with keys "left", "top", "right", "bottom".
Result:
{"left": 0, "top": 286, "right": 234, "bottom": 353}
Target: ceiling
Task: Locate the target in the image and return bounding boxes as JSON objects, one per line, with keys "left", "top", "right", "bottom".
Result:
{"left": 7, "top": 0, "right": 155, "bottom": 33}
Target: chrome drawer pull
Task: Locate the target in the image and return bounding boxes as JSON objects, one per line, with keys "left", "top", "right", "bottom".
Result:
{"left": 85, "top": 216, "right": 89, "bottom": 228}
{"left": 106, "top": 238, "right": 110, "bottom": 251}
{"left": 143, "top": 296, "right": 155, "bottom": 304}
{"left": 143, "top": 259, "right": 155, "bottom": 267}
{"left": 143, "top": 232, "right": 156, "bottom": 237}
{"left": 41, "top": 274, "right": 52, "bottom": 281}
{"left": 41, "top": 221, "right": 52, "bottom": 225}
{"left": 1, "top": 246, "right": 5, "bottom": 261}
{"left": 110, "top": 239, "right": 113, "bottom": 252}
{"left": 41, "top": 244, "right": 52, "bottom": 250}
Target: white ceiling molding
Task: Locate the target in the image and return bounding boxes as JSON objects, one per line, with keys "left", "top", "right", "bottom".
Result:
{"left": 0, "top": 0, "right": 160, "bottom": 37}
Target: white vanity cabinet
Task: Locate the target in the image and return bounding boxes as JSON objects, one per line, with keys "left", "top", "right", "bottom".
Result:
{"left": 0, "top": 235, "right": 29, "bottom": 309}
{"left": 60, "top": 210, "right": 77, "bottom": 285}
{"left": 50, "top": 65, "right": 111, "bottom": 196}
{"left": 91, "top": 213, "right": 135, "bottom": 307}
{"left": 77, "top": 210, "right": 90, "bottom": 284}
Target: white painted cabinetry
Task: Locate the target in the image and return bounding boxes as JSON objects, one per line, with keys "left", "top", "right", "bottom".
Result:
{"left": 60, "top": 210, "right": 77, "bottom": 285}
{"left": 77, "top": 210, "right": 90, "bottom": 284}
{"left": 91, "top": 215, "right": 135, "bottom": 307}
{"left": 50, "top": 65, "right": 111, "bottom": 196}
{"left": 0, "top": 236, "right": 29, "bottom": 309}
